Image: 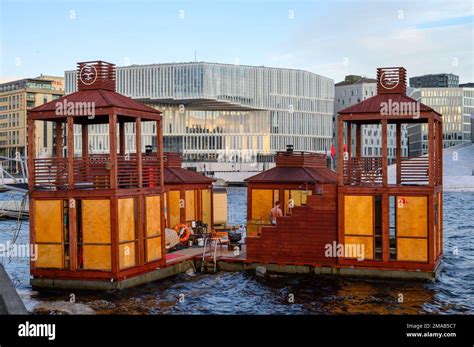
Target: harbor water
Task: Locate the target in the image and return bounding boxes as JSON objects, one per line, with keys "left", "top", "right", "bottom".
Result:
{"left": 0, "top": 188, "right": 473, "bottom": 314}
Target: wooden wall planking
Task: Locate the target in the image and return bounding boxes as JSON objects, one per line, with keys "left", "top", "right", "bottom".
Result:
{"left": 247, "top": 185, "right": 338, "bottom": 265}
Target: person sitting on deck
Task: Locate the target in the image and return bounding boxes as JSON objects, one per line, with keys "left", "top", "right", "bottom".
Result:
{"left": 269, "top": 201, "right": 283, "bottom": 225}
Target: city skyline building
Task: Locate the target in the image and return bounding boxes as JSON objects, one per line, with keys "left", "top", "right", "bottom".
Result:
{"left": 0, "top": 76, "right": 64, "bottom": 169}
{"left": 409, "top": 73, "right": 459, "bottom": 88}
{"left": 65, "top": 62, "right": 334, "bottom": 176}
{"left": 407, "top": 86, "right": 474, "bottom": 156}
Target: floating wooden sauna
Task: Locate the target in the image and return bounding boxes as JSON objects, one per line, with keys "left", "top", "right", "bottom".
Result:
{"left": 163, "top": 152, "right": 215, "bottom": 229}
{"left": 245, "top": 67, "right": 443, "bottom": 279}
{"left": 336, "top": 67, "right": 443, "bottom": 275}
{"left": 245, "top": 149, "right": 339, "bottom": 265}
{"left": 28, "top": 61, "right": 166, "bottom": 286}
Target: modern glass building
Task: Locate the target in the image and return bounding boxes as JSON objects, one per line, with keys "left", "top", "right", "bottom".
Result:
{"left": 409, "top": 73, "right": 459, "bottom": 88}
{"left": 407, "top": 87, "right": 474, "bottom": 156}
{"left": 65, "top": 62, "right": 334, "bottom": 175}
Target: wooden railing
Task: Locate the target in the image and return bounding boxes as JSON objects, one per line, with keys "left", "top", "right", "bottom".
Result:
{"left": 33, "top": 154, "right": 161, "bottom": 190}
{"left": 343, "top": 157, "right": 383, "bottom": 185}
{"left": 400, "top": 156, "right": 429, "bottom": 184}
{"left": 246, "top": 220, "right": 273, "bottom": 237}
{"left": 74, "top": 155, "right": 110, "bottom": 189}
{"left": 435, "top": 158, "right": 442, "bottom": 186}
{"left": 33, "top": 157, "right": 68, "bottom": 189}
{"left": 342, "top": 156, "right": 438, "bottom": 186}
{"left": 117, "top": 155, "right": 138, "bottom": 188}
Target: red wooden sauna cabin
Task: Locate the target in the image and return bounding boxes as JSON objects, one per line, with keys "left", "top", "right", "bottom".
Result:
{"left": 163, "top": 152, "right": 215, "bottom": 232}
{"left": 337, "top": 67, "right": 443, "bottom": 279}
{"left": 245, "top": 67, "right": 442, "bottom": 280}
{"left": 28, "top": 61, "right": 166, "bottom": 289}
{"left": 245, "top": 147, "right": 339, "bottom": 265}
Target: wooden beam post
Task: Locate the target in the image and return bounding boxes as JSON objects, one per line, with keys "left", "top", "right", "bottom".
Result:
{"left": 161, "top": 193, "right": 167, "bottom": 259}
{"left": 81, "top": 124, "right": 88, "bottom": 158}
{"left": 396, "top": 122, "right": 401, "bottom": 185}
{"left": 197, "top": 189, "right": 202, "bottom": 224}
{"left": 180, "top": 188, "right": 186, "bottom": 224}
{"left": 210, "top": 184, "right": 215, "bottom": 228}
{"left": 137, "top": 195, "right": 145, "bottom": 266}
{"left": 347, "top": 122, "right": 352, "bottom": 184}
{"left": 157, "top": 119, "right": 164, "bottom": 189}
{"left": 355, "top": 124, "right": 361, "bottom": 157}
{"left": 337, "top": 186, "right": 344, "bottom": 264}
{"left": 437, "top": 120, "right": 443, "bottom": 185}
{"left": 439, "top": 121, "right": 443, "bottom": 185}
{"left": 82, "top": 124, "right": 89, "bottom": 180}
{"left": 109, "top": 112, "right": 117, "bottom": 189}
{"left": 54, "top": 121, "right": 64, "bottom": 187}
{"left": 119, "top": 121, "right": 125, "bottom": 155}
{"left": 381, "top": 119, "right": 388, "bottom": 186}
{"left": 347, "top": 122, "right": 352, "bottom": 157}
{"left": 164, "top": 191, "right": 170, "bottom": 228}
{"left": 356, "top": 124, "right": 362, "bottom": 184}
{"left": 55, "top": 121, "right": 63, "bottom": 158}
{"left": 67, "top": 117, "right": 74, "bottom": 189}
{"left": 436, "top": 189, "right": 443, "bottom": 255}
{"left": 110, "top": 196, "right": 119, "bottom": 279}
{"left": 428, "top": 118, "right": 435, "bottom": 186}
{"left": 337, "top": 118, "right": 344, "bottom": 185}
{"left": 247, "top": 187, "right": 252, "bottom": 222}
{"left": 381, "top": 192, "right": 389, "bottom": 262}
{"left": 136, "top": 118, "right": 142, "bottom": 188}
{"left": 68, "top": 198, "right": 77, "bottom": 271}
{"left": 135, "top": 118, "right": 144, "bottom": 266}
{"left": 27, "top": 118, "right": 36, "bottom": 190}
{"left": 428, "top": 192, "right": 435, "bottom": 265}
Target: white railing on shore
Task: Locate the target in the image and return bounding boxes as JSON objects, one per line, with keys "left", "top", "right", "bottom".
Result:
{"left": 0, "top": 155, "right": 28, "bottom": 188}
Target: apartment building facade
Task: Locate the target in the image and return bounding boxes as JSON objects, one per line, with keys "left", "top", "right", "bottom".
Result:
{"left": 408, "top": 87, "right": 474, "bottom": 156}
{"left": 0, "top": 76, "right": 64, "bottom": 165}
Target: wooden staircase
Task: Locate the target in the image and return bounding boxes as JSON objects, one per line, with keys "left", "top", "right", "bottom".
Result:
{"left": 246, "top": 185, "right": 338, "bottom": 266}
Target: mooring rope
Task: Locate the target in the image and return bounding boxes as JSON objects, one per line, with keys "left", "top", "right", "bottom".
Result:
{"left": 8, "top": 193, "right": 28, "bottom": 263}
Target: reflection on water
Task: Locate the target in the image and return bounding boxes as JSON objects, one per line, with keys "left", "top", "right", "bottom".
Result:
{"left": 0, "top": 189, "right": 473, "bottom": 314}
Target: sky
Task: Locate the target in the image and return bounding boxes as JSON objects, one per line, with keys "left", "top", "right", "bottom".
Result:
{"left": 0, "top": 0, "right": 473, "bottom": 84}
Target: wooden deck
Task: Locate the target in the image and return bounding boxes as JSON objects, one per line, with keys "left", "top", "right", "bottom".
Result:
{"left": 165, "top": 244, "right": 247, "bottom": 266}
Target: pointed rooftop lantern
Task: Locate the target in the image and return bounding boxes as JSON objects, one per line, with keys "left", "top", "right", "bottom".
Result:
{"left": 28, "top": 61, "right": 166, "bottom": 289}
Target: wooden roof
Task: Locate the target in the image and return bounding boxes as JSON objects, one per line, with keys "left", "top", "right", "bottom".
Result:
{"left": 246, "top": 150, "right": 337, "bottom": 184}
{"left": 338, "top": 67, "right": 442, "bottom": 123}
{"left": 28, "top": 89, "right": 161, "bottom": 120}
{"left": 245, "top": 166, "right": 337, "bottom": 184}
{"left": 164, "top": 168, "right": 216, "bottom": 185}
{"left": 339, "top": 93, "right": 440, "bottom": 114}
{"left": 338, "top": 93, "right": 436, "bottom": 115}
{"left": 163, "top": 152, "right": 215, "bottom": 185}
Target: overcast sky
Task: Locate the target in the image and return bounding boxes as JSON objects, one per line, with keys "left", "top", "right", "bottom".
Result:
{"left": 0, "top": 0, "right": 472, "bottom": 84}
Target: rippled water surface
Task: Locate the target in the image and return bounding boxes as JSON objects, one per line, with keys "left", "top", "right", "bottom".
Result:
{"left": 0, "top": 189, "right": 473, "bottom": 314}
